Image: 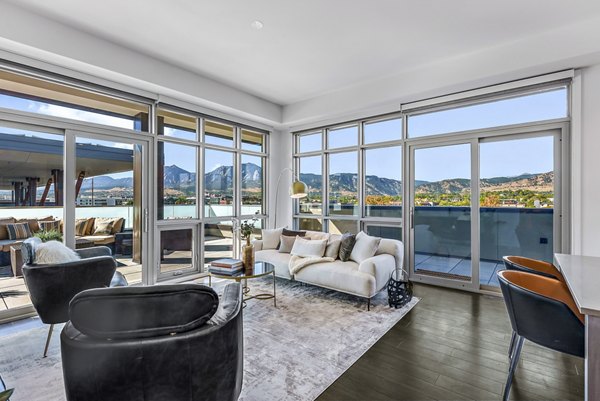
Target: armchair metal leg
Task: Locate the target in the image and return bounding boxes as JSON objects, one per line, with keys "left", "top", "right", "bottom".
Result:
{"left": 43, "top": 324, "right": 54, "bottom": 358}
{"left": 367, "top": 298, "right": 371, "bottom": 311}
{"left": 508, "top": 331, "right": 517, "bottom": 359}
{"left": 503, "top": 335, "right": 524, "bottom": 401}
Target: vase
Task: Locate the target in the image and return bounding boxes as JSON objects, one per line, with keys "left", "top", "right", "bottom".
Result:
{"left": 242, "top": 238, "right": 255, "bottom": 272}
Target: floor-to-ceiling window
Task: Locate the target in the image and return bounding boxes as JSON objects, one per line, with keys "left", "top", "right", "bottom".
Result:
{"left": 293, "top": 78, "right": 570, "bottom": 292}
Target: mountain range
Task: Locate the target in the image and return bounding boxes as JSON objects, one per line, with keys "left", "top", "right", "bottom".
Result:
{"left": 80, "top": 164, "right": 553, "bottom": 195}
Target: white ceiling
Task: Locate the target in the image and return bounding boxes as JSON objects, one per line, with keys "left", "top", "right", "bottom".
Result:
{"left": 6, "top": 0, "right": 600, "bottom": 106}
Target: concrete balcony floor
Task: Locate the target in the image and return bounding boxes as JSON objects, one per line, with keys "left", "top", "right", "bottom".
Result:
{"left": 415, "top": 252, "right": 505, "bottom": 287}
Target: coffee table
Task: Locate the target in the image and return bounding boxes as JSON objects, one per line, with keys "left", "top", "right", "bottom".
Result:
{"left": 208, "top": 261, "right": 276, "bottom": 307}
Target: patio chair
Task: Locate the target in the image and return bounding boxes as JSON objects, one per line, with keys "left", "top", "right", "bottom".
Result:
{"left": 21, "top": 239, "right": 117, "bottom": 357}
{"left": 497, "top": 270, "right": 584, "bottom": 401}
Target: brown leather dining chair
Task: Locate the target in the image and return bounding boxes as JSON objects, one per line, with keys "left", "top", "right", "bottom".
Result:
{"left": 502, "top": 255, "right": 565, "bottom": 358}
{"left": 498, "top": 270, "right": 584, "bottom": 401}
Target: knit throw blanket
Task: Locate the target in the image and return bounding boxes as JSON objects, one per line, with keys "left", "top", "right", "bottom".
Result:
{"left": 289, "top": 254, "right": 335, "bottom": 276}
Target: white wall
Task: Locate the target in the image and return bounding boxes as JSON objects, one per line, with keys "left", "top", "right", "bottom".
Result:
{"left": 577, "top": 64, "right": 600, "bottom": 256}
{"left": 0, "top": 2, "right": 282, "bottom": 127}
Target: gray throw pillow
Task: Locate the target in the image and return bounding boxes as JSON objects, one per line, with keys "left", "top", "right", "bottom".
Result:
{"left": 338, "top": 233, "right": 356, "bottom": 262}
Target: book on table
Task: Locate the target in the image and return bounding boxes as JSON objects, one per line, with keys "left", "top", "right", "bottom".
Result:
{"left": 209, "top": 265, "right": 244, "bottom": 275}
{"left": 210, "top": 258, "right": 243, "bottom": 268}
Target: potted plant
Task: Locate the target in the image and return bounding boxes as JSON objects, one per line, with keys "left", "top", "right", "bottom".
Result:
{"left": 33, "top": 229, "right": 63, "bottom": 243}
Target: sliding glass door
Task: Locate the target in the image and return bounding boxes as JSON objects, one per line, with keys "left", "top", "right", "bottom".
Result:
{"left": 478, "top": 133, "right": 558, "bottom": 288}
{"left": 408, "top": 128, "right": 563, "bottom": 291}
{"left": 410, "top": 141, "right": 475, "bottom": 288}
{"left": 73, "top": 133, "right": 149, "bottom": 285}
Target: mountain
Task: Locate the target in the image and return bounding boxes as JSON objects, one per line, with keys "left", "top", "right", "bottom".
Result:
{"left": 416, "top": 172, "right": 554, "bottom": 194}
{"left": 80, "top": 175, "right": 133, "bottom": 189}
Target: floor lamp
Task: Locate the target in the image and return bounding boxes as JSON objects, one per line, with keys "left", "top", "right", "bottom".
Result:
{"left": 273, "top": 167, "right": 308, "bottom": 228}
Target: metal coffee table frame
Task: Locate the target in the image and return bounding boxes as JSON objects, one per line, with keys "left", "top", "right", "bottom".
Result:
{"left": 208, "top": 262, "right": 276, "bottom": 307}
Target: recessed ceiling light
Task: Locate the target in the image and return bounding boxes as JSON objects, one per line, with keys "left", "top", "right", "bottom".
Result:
{"left": 251, "top": 20, "right": 264, "bottom": 30}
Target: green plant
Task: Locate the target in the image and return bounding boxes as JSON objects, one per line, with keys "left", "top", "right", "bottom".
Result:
{"left": 239, "top": 212, "right": 259, "bottom": 241}
{"left": 34, "top": 229, "right": 63, "bottom": 243}
{"left": 0, "top": 388, "right": 14, "bottom": 401}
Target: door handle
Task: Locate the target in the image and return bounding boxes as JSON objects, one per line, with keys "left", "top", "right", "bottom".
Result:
{"left": 410, "top": 207, "right": 414, "bottom": 229}
{"left": 143, "top": 208, "right": 149, "bottom": 233}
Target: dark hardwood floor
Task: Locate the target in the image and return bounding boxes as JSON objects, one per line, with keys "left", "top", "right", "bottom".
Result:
{"left": 317, "top": 283, "right": 584, "bottom": 401}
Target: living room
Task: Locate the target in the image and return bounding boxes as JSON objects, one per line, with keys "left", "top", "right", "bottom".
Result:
{"left": 0, "top": 1, "right": 599, "bottom": 400}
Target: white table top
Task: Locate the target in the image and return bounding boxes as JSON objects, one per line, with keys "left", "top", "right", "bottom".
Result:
{"left": 554, "top": 254, "right": 600, "bottom": 317}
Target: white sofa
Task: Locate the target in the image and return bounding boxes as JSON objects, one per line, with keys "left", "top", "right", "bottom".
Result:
{"left": 253, "top": 230, "right": 403, "bottom": 308}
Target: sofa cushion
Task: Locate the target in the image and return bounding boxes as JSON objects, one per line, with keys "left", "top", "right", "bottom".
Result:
{"left": 291, "top": 237, "right": 327, "bottom": 258}
{"left": 6, "top": 223, "right": 32, "bottom": 240}
{"left": 75, "top": 219, "right": 89, "bottom": 236}
{"left": 261, "top": 228, "right": 283, "bottom": 249}
{"left": 305, "top": 231, "right": 329, "bottom": 241}
{"left": 339, "top": 233, "right": 356, "bottom": 261}
{"left": 0, "top": 217, "right": 16, "bottom": 240}
{"left": 94, "top": 217, "right": 125, "bottom": 235}
{"left": 93, "top": 220, "right": 115, "bottom": 235}
{"left": 255, "top": 249, "right": 292, "bottom": 279}
{"left": 350, "top": 231, "right": 381, "bottom": 264}
{"left": 294, "top": 260, "right": 376, "bottom": 298}
{"left": 78, "top": 235, "right": 115, "bottom": 245}
{"left": 69, "top": 284, "right": 219, "bottom": 339}
{"left": 15, "top": 218, "right": 41, "bottom": 234}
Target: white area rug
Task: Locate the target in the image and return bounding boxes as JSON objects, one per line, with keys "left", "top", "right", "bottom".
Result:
{"left": 0, "top": 278, "right": 418, "bottom": 401}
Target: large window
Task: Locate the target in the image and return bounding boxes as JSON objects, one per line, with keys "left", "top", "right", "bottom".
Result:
{"left": 294, "top": 116, "right": 403, "bottom": 239}
{"left": 0, "top": 69, "right": 150, "bottom": 131}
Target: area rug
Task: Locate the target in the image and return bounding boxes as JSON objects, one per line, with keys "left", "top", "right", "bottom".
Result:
{"left": 0, "top": 277, "right": 418, "bottom": 401}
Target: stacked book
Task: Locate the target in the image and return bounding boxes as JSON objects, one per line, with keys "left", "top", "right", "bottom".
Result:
{"left": 209, "top": 258, "right": 244, "bottom": 275}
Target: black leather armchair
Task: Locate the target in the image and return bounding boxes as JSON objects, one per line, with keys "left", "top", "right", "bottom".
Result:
{"left": 498, "top": 270, "right": 584, "bottom": 401}
{"left": 61, "top": 282, "right": 243, "bottom": 401}
{"left": 21, "top": 240, "right": 117, "bottom": 357}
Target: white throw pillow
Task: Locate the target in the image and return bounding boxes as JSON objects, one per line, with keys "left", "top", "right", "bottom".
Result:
{"left": 350, "top": 231, "right": 381, "bottom": 263}
{"left": 324, "top": 234, "right": 342, "bottom": 259}
{"left": 291, "top": 236, "right": 327, "bottom": 258}
{"left": 35, "top": 241, "right": 81, "bottom": 264}
{"left": 261, "top": 228, "right": 284, "bottom": 250}
{"left": 278, "top": 235, "right": 303, "bottom": 253}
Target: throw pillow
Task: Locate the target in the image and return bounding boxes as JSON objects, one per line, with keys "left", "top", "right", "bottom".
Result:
{"left": 35, "top": 241, "right": 81, "bottom": 264}
{"left": 0, "top": 217, "right": 16, "bottom": 240}
{"left": 16, "top": 218, "right": 41, "bottom": 233}
{"left": 279, "top": 235, "right": 306, "bottom": 253}
{"left": 338, "top": 233, "right": 357, "bottom": 262}
{"left": 281, "top": 228, "right": 306, "bottom": 238}
{"left": 75, "top": 219, "right": 88, "bottom": 236}
{"left": 6, "top": 223, "right": 32, "bottom": 240}
{"left": 350, "top": 231, "right": 381, "bottom": 263}
{"left": 39, "top": 220, "right": 60, "bottom": 232}
{"left": 306, "top": 231, "right": 330, "bottom": 241}
{"left": 324, "top": 235, "right": 342, "bottom": 259}
{"left": 93, "top": 221, "right": 115, "bottom": 236}
{"left": 261, "top": 228, "right": 284, "bottom": 249}
{"left": 290, "top": 236, "right": 327, "bottom": 258}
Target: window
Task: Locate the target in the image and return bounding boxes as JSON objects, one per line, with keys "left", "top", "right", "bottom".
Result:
{"left": 205, "top": 120, "right": 234, "bottom": 147}
{"left": 203, "top": 221, "right": 233, "bottom": 270}
{"left": 0, "top": 69, "right": 149, "bottom": 131}
{"left": 328, "top": 219, "right": 358, "bottom": 235}
{"left": 328, "top": 152, "right": 358, "bottom": 216}
{"left": 298, "top": 217, "right": 323, "bottom": 231}
{"left": 160, "top": 229, "right": 195, "bottom": 273}
{"left": 298, "top": 156, "right": 322, "bottom": 215}
{"left": 365, "top": 146, "right": 402, "bottom": 218}
{"left": 204, "top": 149, "right": 234, "bottom": 217}
{"left": 299, "top": 132, "right": 322, "bottom": 153}
{"left": 241, "top": 129, "right": 265, "bottom": 152}
{"left": 157, "top": 108, "right": 197, "bottom": 141}
{"left": 328, "top": 125, "right": 358, "bottom": 149}
{"left": 408, "top": 87, "right": 568, "bottom": 138}
{"left": 157, "top": 142, "right": 197, "bottom": 220}
{"left": 364, "top": 118, "right": 402, "bottom": 144}
{"left": 241, "top": 154, "right": 264, "bottom": 215}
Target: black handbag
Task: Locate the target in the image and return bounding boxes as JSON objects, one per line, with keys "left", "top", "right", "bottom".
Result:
{"left": 387, "top": 268, "right": 413, "bottom": 308}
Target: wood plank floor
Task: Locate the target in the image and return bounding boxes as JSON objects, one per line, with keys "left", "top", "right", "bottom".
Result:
{"left": 317, "top": 283, "right": 584, "bottom": 401}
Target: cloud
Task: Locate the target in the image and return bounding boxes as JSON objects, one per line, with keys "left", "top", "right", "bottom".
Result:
{"left": 35, "top": 103, "right": 134, "bottom": 130}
